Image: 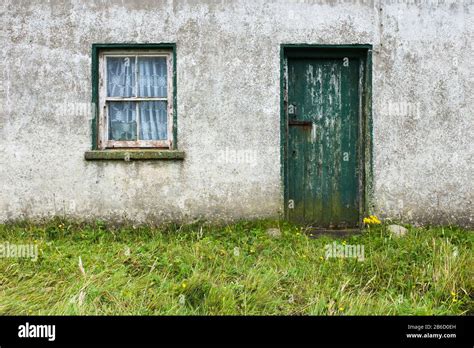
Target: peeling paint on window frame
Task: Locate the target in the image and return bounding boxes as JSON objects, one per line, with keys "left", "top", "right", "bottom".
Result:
{"left": 91, "top": 43, "right": 178, "bottom": 151}
{"left": 99, "top": 50, "right": 174, "bottom": 149}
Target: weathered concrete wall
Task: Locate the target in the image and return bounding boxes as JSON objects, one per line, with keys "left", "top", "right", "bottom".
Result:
{"left": 0, "top": 0, "right": 472, "bottom": 226}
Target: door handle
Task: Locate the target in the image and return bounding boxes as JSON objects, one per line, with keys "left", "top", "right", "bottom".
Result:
{"left": 289, "top": 120, "right": 313, "bottom": 128}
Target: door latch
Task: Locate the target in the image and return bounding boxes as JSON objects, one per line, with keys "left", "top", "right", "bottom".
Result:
{"left": 289, "top": 119, "right": 313, "bottom": 128}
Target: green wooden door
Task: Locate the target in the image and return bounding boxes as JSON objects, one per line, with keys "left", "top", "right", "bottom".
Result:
{"left": 287, "top": 57, "right": 360, "bottom": 228}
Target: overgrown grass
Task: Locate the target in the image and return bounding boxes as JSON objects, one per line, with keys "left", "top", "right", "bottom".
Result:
{"left": 0, "top": 219, "right": 472, "bottom": 315}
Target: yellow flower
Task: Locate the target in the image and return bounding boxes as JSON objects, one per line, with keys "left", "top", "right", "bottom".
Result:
{"left": 338, "top": 306, "right": 344, "bottom": 311}
{"left": 319, "top": 256, "right": 324, "bottom": 260}
{"left": 181, "top": 282, "right": 187, "bottom": 289}
{"left": 363, "top": 215, "right": 381, "bottom": 225}
{"left": 450, "top": 291, "right": 458, "bottom": 302}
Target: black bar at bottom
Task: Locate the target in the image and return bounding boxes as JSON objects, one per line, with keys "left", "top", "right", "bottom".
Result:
{"left": 0, "top": 316, "right": 471, "bottom": 346}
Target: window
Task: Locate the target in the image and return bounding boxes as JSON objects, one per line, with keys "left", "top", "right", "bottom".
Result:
{"left": 98, "top": 49, "right": 174, "bottom": 149}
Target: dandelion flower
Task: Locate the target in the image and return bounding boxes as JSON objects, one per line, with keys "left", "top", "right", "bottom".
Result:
{"left": 363, "top": 215, "right": 381, "bottom": 225}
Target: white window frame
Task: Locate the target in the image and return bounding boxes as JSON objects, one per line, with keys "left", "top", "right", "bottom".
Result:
{"left": 98, "top": 49, "right": 174, "bottom": 149}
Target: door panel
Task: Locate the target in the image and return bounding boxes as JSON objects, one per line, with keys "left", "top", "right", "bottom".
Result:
{"left": 287, "top": 57, "right": 360, "bottom": 228}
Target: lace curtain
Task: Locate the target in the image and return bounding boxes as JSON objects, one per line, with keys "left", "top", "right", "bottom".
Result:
{"left": 106, "top": 56, "right": 168, "bottom": 141}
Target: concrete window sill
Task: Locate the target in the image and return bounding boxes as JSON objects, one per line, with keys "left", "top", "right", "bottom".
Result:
{"left": 84, "top": 150, "right": 185, "bottom": 161}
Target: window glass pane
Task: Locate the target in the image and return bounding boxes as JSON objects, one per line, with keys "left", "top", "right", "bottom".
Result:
{"left": 138, "top": 57, "right": 167, "bottom": 97}
{"left": 108, "top": 102, "right": 137, "bottom": 140}
{"left": 139, "top": 101, "right": 167, "bottom": 140}
{"left": 107, "top": 57, "right": 136, "bottom": 97}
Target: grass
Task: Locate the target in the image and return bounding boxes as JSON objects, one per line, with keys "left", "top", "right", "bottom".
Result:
{"left": 0, "top": 219, "right": 472, "bottom": 315}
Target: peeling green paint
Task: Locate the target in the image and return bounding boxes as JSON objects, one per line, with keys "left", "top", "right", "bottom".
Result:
{"left": 280, "top": 45, "right": 373, "bottom": 229}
